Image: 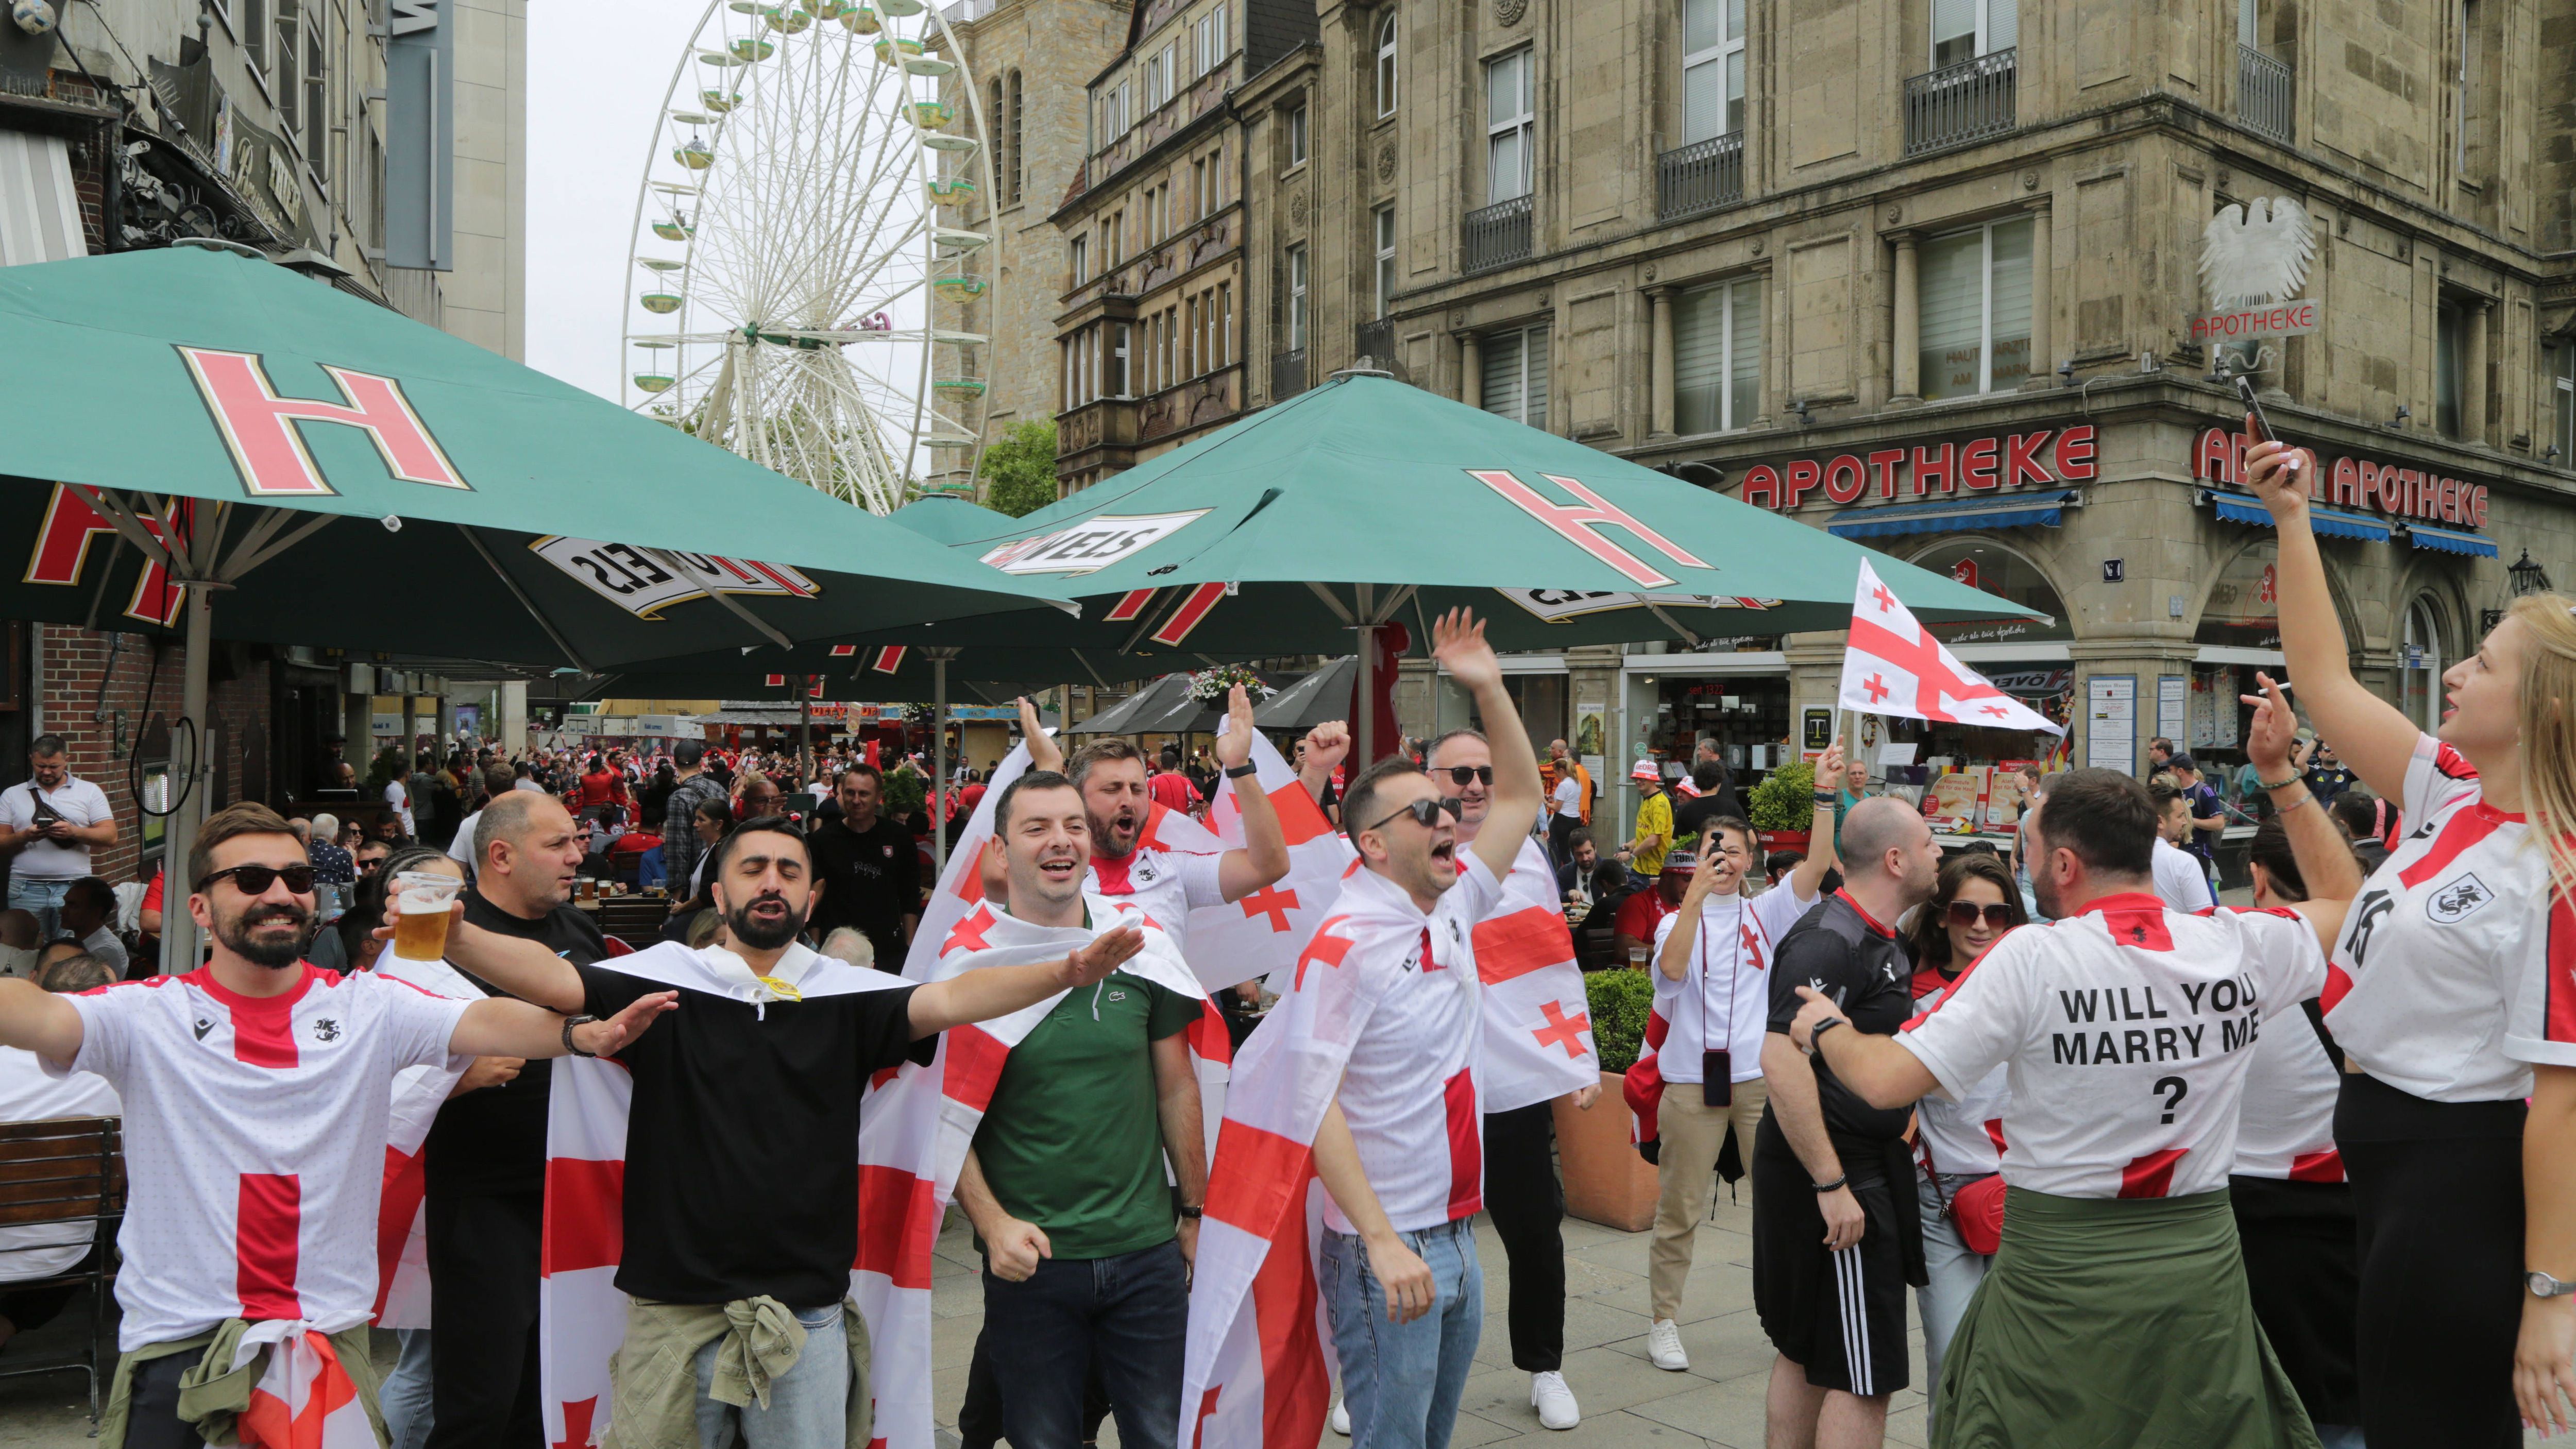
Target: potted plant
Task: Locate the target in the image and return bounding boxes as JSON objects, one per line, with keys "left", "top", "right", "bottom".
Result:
{"left": 1746, "top": 756, "right": 1817, "bottom": 855}
{"left": 1553, "top": 966, "right": 1663, "bottom": 1232}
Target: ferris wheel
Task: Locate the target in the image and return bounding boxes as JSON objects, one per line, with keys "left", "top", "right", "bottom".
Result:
{"left": 621, "top": 0, "right": 998, "bottom": 514}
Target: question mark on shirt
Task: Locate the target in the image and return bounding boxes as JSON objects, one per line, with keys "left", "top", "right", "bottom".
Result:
{"left": 2153, "top": 1076, "right": 2187, "bottom": 1124}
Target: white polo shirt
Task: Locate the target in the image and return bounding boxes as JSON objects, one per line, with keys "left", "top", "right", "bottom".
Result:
{"left": 1647, "top": 878, "right": 1817, "bottom": 1084}
{"left": 1, "top": 775, "right": 114, "bottom": 880}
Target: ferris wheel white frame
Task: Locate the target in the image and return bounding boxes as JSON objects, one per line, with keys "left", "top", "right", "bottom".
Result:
{"left": 620, "top": 0, "right": 1003, "bottom": 513}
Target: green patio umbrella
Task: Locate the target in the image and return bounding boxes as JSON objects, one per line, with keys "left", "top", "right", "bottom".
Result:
{"left": 0, "top": 243, "right": 1063, "bottom": 965}
{"left": 816, "top": 372, "right": 2047, "bottom": 759}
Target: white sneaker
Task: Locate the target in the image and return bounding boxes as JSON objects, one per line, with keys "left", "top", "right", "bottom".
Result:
{"left": 1530, "top": 1371, "right": 1579, "bottom": 1430}
{"left": 1330, "top": 1395, "right": 1350, "bottom": 1436}
{"left": 1647, "top": 1318, "right": 1690, "bottom": 1371}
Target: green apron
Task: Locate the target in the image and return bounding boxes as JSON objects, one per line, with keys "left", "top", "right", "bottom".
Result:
{"left": 1934, "top": 1186, "right": 2319, "bottom": 1449}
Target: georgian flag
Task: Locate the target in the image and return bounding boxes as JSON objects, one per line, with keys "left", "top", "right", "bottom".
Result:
{"left": 369, "top": 954, "right": 477, "bottom": 1331}
{"left": 538, "top": 942, "right": 916, "bottom": 1449}
{"left": 1470, "top": 838, "right": 1598, "bottom": 1112}
{"left": 1837, "top": 559, "right": 2064, "bottom": 734}
{"left": 1185, "top": 727, "right": 1347, "bottom": 994}
{"left": 230, "top": 1319, "right": 376, "bottom": 1448}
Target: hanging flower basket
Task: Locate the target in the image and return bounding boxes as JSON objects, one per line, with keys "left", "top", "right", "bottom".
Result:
{"left": 1187, "top": 663, "right": 1272, "bottom": 704}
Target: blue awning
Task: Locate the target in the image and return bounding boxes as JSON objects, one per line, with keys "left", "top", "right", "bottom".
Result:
{"left": 2201, "top": 489, "right": 2392, "bottom": 543}
{"left": 2401, "top": 524, "right": 2500, "bottom": 558}
{"left": 1825, "top": 491, "right": 2079, "bottom": 540}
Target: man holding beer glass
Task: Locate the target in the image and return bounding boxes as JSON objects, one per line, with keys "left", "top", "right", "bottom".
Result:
{"left": 0, "top": 802, "right": 676, "bottom": 1448}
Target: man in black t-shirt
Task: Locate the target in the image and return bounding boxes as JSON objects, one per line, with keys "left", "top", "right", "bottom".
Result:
{"left": 427, "top": 791, "right": 598, "bottom": 1449}
{"left": 439, "top": 814, "right": 1143, "bottom": 1447}
{"left": 806, "top": 763, "right": 920, "bottom": 969}
{"left": 1753, "top": 794, "right": 1939, "bottom": 1442}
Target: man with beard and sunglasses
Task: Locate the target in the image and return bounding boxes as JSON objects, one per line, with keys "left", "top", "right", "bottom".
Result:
{"left": 0, "top": 803, "right": 676, "bottom": 1449}
{"left": 432, "top": 814, "right": 1147, "bottom": 1446}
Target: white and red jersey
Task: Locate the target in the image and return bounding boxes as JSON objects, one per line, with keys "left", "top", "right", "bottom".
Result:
{"left": 2231, "top": 1000, "right": 2343, "bottom": 1182}
{"left": 2324, "top": 735, "right": 2576, "bottom": 1102}
{"left": 1894, "top": 896, "right": 2326, "bottom": 1200}
{"left": 1319, "top": 854, "right": 1501, "bottom": 1234}
{"left": 55, "top": 964, "right": 469, "bottom": 1350}
{"left": 1908, "top": 966, "right": 2010, "bottom": 1177}
{"left": 1647, "top": 879, "right": 1817, "bottom": 1085}
{"left": 1087, "top": 842, "right": 1227, "bottom": 941}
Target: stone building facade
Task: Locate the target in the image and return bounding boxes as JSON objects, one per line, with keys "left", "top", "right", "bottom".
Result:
{"left": 1230, "top": 0, "right": 2576, "bottom": 847}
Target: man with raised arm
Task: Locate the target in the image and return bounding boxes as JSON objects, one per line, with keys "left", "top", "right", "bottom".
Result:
{"left": 0, "top": 803, "right": 674, "bottom": 1449}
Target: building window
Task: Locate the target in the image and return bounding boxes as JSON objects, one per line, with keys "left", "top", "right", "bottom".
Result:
{"left": 1070, "top": 234, "right": 1089, "bottom": 285}
{"left": 1918, "top": 215, "right": 2032, "bottom": 400}
{"left": 1284, "top": 102, "right": 1308, "bottom": 170}
{"left": 244, "top": 0, "right": 269, "bottom": 78}
{"left": 1931, "top": 0, "right": 2015, "bottom": 66}
{"left": 2455, "top": 0, "right": 2480, "bottom": 176}
{"left": 1681, "top": 0, "right": 1744, "bottom": 146}
{"left": 1109, "top": 322, "right": 1131, "bottom": 398}
{"left": 1194, "top": 6, "right": 1229, "bottom": 77}
{"left": 1482, "top": 324, "right": 1549, "bottom": 429}
{"left": 1008, "top": 71, "right": 1024, "bottom": 204}
{"left": 2550, "top": 343, "right": 2574, "bottom": 465}
{"left": 2401, "top": 597, "right": 2446, "bottom": 730}
{"left": 1286, "top": 243, "right": 1308, "bottom": 351}
{"left": 1215, "top": 280, "right": 1232, "bottom": 365}
{"left": 1674, "top": 276, "right": 1761, "bottom": 434}
{"left": 1192, "top": 157, "right": 1207, "bottom": 219}
{"left": 1486, "top": 50, "right": 1533, "bottom": 203}
{"left": 1376, "top": 13, "right": 1399, "bottom": 119}
{"left": 2436, "top": 300, "right": 2467, "bottom": 438}
{"left": 1374, "top": 206, "right": 1397, "bottom": 319}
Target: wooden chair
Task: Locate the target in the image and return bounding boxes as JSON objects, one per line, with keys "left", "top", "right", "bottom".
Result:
{"left": 595, "top": 896, "right": 671, "bottom": 948}
{"left": 0, "top": 1116, "right": 124, "bottom": 1422}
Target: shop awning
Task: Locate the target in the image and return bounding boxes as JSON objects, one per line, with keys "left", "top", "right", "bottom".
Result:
{"left": 2201, "top": 489, "right": 2392, "bottom": 543}
{"left": 1825, "top": 491, "right": 2081, "bottom": 539}
{"left": 2400, "top": 523, "right": 2500, "bottom": 558}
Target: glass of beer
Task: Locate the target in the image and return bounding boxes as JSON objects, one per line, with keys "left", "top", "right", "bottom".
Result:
{"left": 393, "top": 871, "right": 463, "bottom": 961}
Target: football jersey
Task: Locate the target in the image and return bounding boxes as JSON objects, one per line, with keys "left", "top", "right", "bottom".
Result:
{"left": 2231, "top": 1001, "right": 2343, "bottom": 1182}
{"left": 1647, "top": 880, "right": 1817, "bottom": 1084}
{"left": 2323, "top": 734, "right": 2574, "bottom": 1102}
{"left": 1322, "top": 854, "right": 1501, "bottom": 1235}
{"left": 1895, "top": 895, "right": 2325, "bottom": 1200}
{"left": 1088, "top": 845, "right": 1226, "bottom": 942}
{"left": 1909, "top": 967, "right": 2010, "bottom": 1177}
{"left": 55, "top": 964, "right": 469, "bottom": 1349}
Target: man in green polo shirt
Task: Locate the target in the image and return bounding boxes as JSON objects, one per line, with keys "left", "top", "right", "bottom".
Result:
{"left": 952, "top": 769, "right": 1207, "bottom": 1449}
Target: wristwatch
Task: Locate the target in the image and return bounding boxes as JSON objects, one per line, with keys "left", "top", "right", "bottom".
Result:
{"left": 2530, "top": 1270, "right": 2576, "bottom": 1299}
{"left": 1807, "top": 1016, "right": 1849, "bottom": 1053}
{"left": 1225, "top": 762, "right": 1259, "bottom": 779}
{"left": 1177, "top": 1204, "right": 1205, "bottom": 1220}
{"left": 562, "top": 1014, "right": 600, "bottom": 1059}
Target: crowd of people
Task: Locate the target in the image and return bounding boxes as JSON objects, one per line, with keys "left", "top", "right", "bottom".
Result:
{"left": 0, "top": 433, "right": 2570, "bottom": 1448}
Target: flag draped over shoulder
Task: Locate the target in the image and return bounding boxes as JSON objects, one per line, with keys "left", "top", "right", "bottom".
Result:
{"left": 1183, "top": 730, "right": 1345, "bottom": 994}
{"left": 1838, "top": 558, "right": 2063, "bottom": 734}
{"left": 1470, "top": 838, "right": 1598, "bottom": 1112}
{"left": 369, "top": 954, "right": 476, "bottom": 1330}
{"left": 538, "top": 943, "right": 914, "bottom": 1449}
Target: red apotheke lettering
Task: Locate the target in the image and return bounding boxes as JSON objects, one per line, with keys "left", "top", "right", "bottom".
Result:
{"left": 1736, "top": 425, "right": 2097, "bottom": 509}
{"left": 2193, "top": 427, "right": 2489, "bottom": 529}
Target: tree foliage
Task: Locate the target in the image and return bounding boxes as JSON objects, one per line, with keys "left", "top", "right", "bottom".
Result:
{"left": 979, "top": 417, "right": 1061, "bottom": 518}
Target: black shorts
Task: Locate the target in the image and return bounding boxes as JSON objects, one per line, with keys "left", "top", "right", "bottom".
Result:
{"left": 1749, "top": 1111, "right": 1909, "bottom": 1397}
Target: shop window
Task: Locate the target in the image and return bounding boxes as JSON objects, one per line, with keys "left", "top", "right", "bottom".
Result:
{"left": 1681, "top": 0, "right": 1745, "bottom": 146}
{"left": 1482, "top": 323, "right": 1550, "bottom": 430}
{"left": 1919, "top": 216, "right": 2032, "bottom": 400}
{"left": 2401, "top": 596, "right": 2447, "bottom": 731}
{"left": 2193, "top": 542, "right": 2281, "bottom": 651}
{"left": 1932, "top": 0, "right": 2015, "bottom": 67}
{"left": 2552, "top": 343, "right": 2575, "bottom": 466}
{"left": 1486, "top": 50, "right": 1533, "bottom": 204}
{"left": 2436, "top": 300, "right": 2467, "bottom": 437}
{"left": 1673, "top": 275, "right": 1761, "bottom": 435}
{"left": 1905, "top": 538, "right": 2072, "bottom": 643}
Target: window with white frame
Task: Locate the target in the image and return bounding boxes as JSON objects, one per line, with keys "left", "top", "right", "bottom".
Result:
{"left": 1376, "top": 13, "right": 1399, "bottom": 118}
{"left": 1109, "top": 322, "right": 1132, "bottom": 397}
{"left": 1194, "top": 7, "right": 1229, "bottom": 77}
{"left": 2401, "top": 596, "right": 2446, "bottom": 730}
{"left": 2436, "top": 300, "right": 2467, "bottom": 437}
{"left": 1286, "top": 243, "right": 1309, "bottom": 351}
{"left": 1485, "top": 50, "right": 1533, "bottom": 203}
{"left": 1673, "top": 276, "right": 1761, "bottom": 434}
{"left": 1216, "top": 281, "right": 1232, "bottom": 364}
{"left": 1070, "top": 234, "right": 1089, "bottom": 285}
{"left": 2551, "top": 343, "right": 2574, "bottom": 465}
{"left": 1482, "top": 324, "right": 1549, "bottom": 428}
{"left": 1284, "top": 101, "right": 1308, "bottom": 169}
{"left": 1374, "top": 206, "right": 1397, "bottom": 319}
{"left": 244, "top": 0, "right": 270, "bottom": 78}
{"left": 1146, "top": 47, "right": 1170, "bottom": 109}
{"left": 1680, "top": 0, "right": 1743, "bottom": 146}
{"left": 1192, "top": 157, "right": 1207, "bottom": 219}
{"left": 1918, "top": 216, "right": 2032, "bottom": 400}
{"left": 1931, "top": 0, "right": 2015, "bottom": 66}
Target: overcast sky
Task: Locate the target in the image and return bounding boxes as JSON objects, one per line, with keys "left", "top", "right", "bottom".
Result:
{"left": 524, "top": 1, "right": 711, "bottom": 400}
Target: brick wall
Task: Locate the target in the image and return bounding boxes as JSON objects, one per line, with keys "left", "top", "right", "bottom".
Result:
{"left": 30, "top": 623, "right": 274, "bottom": 888}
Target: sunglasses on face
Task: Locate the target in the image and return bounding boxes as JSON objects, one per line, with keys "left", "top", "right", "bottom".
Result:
{"left": 1439, "top": 765, "right": 1495, "bottom": 787}
{"left": 197, "top": 863, "right": 317, "bottom": 896}
{"left": 1944, "top": 901, "right": 2014, "bottom": 929}
{"left": 358, "top": 857, "right": 387, "bottom": 873}
{"left": 1364, "top": 795, "right": 1466, "bottom": 833}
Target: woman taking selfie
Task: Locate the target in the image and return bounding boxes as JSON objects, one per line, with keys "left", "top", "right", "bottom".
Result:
{"left": 1902, "top": 853, "right": 2024, "bottom": 1425}
{"left": 2245, "top": 425, "right": 2576, "bottom": 1444}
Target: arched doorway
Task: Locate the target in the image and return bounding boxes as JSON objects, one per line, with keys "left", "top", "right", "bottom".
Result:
{"left": 2400, "top": 595, "right": 2447, "bottom": 732}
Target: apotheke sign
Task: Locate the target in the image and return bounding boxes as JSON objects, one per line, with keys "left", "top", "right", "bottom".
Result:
{"left": 1737, "top": 425, "right": 2098, "bottom": 509}
{"left": 2193, "top": 428, "right": 2490, "bottom": 528}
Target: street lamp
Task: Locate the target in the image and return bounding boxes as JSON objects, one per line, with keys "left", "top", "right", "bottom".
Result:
{"left": 2485, "top": 550, "right": 2554, "bottom": 632}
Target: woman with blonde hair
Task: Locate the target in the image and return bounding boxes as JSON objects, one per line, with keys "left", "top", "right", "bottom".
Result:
{"left": 2246, "top": 425, "right": 2576, "bottom": 1445}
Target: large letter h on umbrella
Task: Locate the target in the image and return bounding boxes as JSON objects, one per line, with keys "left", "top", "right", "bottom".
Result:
{"left": 1466, "top": 470, "right": 1709, "bottom": 588}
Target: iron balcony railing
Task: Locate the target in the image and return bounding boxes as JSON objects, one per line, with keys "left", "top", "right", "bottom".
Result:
{"left": 2238, "top": 45, "right": 2292, "bottom": 143}
{"left": 1461, "top": 194, "right": 1533, "bottom": 275}
{"left": 1272, "top": 348, "right": 1308, "bottom": 400}
{"left": 1657, "top": 131, "right": 1744, "bottom": 221}
{"left": 1354, "top": 317, "right": 1395, "bottom": 362}
{"left": 1903, "top": 47, "right": 2016, "bottom": 157}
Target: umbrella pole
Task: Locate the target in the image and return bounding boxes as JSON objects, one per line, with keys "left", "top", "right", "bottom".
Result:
{"left": 161, "top": 578, "right": 214, "bottom": 973}
{"left": 1355, "top": 624, "right": 1375, "bottom": 768}
{"left": 800, "top": 687, "right": 813, "bottom": 795}
{"left": 933, "top": 655, "right": 949, "bottom": 876}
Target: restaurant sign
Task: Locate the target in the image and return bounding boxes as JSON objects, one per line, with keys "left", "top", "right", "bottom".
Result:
{"left": 1737, "top": 425, "right": 2098, "bottom": 509}
{"left": 2193, "top": 428, "right": 2490, "bottom": 528}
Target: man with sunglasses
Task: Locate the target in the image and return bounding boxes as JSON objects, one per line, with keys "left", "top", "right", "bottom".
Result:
{"left": 0, "top": 802, "right": 676, "bottom": 1449}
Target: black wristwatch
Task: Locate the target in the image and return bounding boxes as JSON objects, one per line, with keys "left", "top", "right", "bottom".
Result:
{"left": 562, "top": 1014, "right": 599, "bottom": 1059}
{"left": 1808, "top": 1016, "right": 1849, "bottom": 1052}
{"left": 1225, "top": 762, "right": 1259, "bottom": 779}
{"left": 1177, "top": 1204, "right": 1205, "bottom": 1219}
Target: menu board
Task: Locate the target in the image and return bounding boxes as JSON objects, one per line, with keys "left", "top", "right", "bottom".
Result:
{"left": 2087, "top": 675, "right": 2137, "bottom": 772}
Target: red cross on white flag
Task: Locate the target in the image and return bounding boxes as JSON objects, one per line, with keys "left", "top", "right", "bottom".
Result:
{"left": 1836, "top": 560, "right": 2063, "bottom": 734}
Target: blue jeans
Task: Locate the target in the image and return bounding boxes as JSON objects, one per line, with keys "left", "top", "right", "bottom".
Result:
{"left": 1322, "top": 1217, "right": 1483, "bottom": 1449}
{"left": 689, "top": 1301, "right": 849, "bottom": 1449}
{"left": 7, "top": 877, "right": 70, "bottom": 946}
{"left": 381, "top": 1328, "right": 435, "bottom": 1449}
{"left": 980, "top": 1238, "right": 1186, "bottom": 1449}
{"left": 1914, "top": 1171, "right": 1992, "bottom": 1433}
